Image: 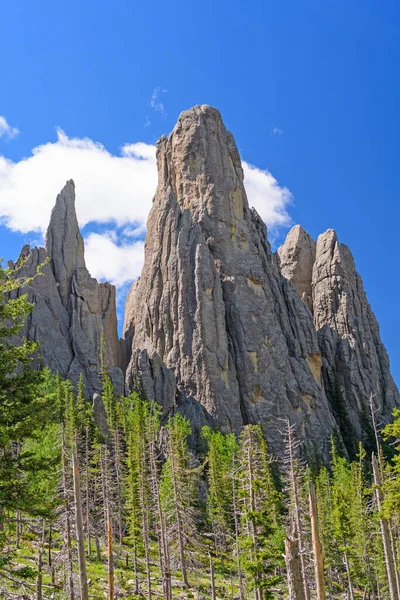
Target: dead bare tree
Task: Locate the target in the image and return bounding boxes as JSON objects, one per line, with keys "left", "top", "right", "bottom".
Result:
{"left": 72, "top": 451, "right": 89, "bottom": 600}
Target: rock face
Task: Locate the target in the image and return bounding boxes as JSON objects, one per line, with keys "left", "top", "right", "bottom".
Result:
{"left": 279, "top": 226, "right": 399, "bottom": 452}
{"left": 277, "top": 225, "right": 316, "bottom": 311}
{"left": 8, "top": 104, "right": 398, "bottom": 458}
{"left": 124, "top": 105, "right": 340, "bottom": 455}
{"left": 10, "top": 180, "right": 124, "bottom": 396}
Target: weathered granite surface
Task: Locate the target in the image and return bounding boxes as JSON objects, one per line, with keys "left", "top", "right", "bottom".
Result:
{"left": 278, "top": 225, "right": 399, "bottom": 452}
{"left": 124, "top": 105, "right": 339, "bottom": 455}
{"left": 10, "top": 180, "right": 124, "bottom": 397}
{"left": 9, "top": 105, "right": 398, "bottom": 458}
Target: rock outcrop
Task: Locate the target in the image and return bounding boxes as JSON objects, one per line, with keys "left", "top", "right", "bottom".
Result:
{"left": 279, "top": 225, "right": 399, "bottom": 452}
{"left": 277, "top": 225, "right": 316, "bottom": 311}
{"left": 10, "top": 180, "right": 124, "bottom": 396}
{"left": 124, "top": 105, "right": 339, "bottom": 455}
{"left": 8, "top": 104, "right": 398, "bottom": 459}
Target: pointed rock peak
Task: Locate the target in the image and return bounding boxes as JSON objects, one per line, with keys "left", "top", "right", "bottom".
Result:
{"left": 156, "top": 104, "right": 247, "bottom": 228}
{"left": 278, "top": 224, "right": 316, "bottom": 309}
{"left": 45, "top": 179, "right": 86, "bottom": 306}
{"left": 317, "top": 228, "right": 338, "bottom": 246}
{"left": 284, "top": 224, "right": 315, "bottom": 244}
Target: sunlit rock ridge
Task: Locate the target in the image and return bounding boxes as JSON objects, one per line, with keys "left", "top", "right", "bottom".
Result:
{"left": 12, "top": 105, "right": 399, "bottom": 458}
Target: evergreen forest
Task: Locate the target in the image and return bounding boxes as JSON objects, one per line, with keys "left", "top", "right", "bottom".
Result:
{"left": 2, "top": 264, "right": 400, "bottom": 600}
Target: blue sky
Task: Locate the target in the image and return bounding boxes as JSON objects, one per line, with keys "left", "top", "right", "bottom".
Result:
{"left": 0, "top": 0, "right": 399, "bottom": 384}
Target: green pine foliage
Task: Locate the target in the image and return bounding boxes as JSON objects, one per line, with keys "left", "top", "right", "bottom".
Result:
{"left": 1, "top": 274, "right": 400, "bottom": 598}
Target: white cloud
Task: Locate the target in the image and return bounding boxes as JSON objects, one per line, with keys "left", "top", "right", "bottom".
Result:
{"left": 84, "top": 231, "right": 144, "bottom": 287}
{"left": 0, "top": 129, "right": 157, "bottom": 234}
{"left": 0, "top": 128, "right": 292, "bottom": 287}
{"left": 242, "top": 161, "right": 292, "bottom": 229}
{"left": 0, "top": 116, "right": 19, "bottom": 140}
{"left": 150, "top": 87, "right": 168, "bottom": 117}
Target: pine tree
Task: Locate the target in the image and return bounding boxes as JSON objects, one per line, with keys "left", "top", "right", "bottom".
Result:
{"left": 161, "top": 413, "right": 200, "bottom": 588}
{"left": 202, "top": 428, "right": 236, "bottom": 561}
{"left": 0, "top": 260, "right": 50, "bottom": 522}
{"left": 237, "top": 424, "right": 283, "bottom": 600}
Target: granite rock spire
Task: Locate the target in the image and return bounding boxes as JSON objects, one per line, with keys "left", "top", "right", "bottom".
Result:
{"left": 124, "top": 105, "right": 337, "bottom": 455}
{"left": 9, "top": 180, "right": 124, "bottom": 396}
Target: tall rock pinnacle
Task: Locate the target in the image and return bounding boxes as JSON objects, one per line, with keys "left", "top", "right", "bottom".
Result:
{"left": 124, "top": 105, "right": 336, "bottom": 454}
{"left": 277, "top": 225, "right": 316, "bottom": 310}
{"left": 45, "top": 180, "right": 86, "bottom": 307}
{"left": 9, "top": 180, "right": 124, "bottom": 397}
{"left": 279, "top": 226, "right": 399, "bottom": 452}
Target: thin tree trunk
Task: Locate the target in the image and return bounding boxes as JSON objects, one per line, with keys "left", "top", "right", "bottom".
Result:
{"left": 308, "top": 479, "right": 326, "bottom": 600}
{"left": 170, "top": 441, "right": 189, "bottom": 587}
{"left": 149, "top": 433, "right": 171, "bottom": 600}
{"left": 287, "top": 423, "right": 310, "bottom": 600}
{"left": 149, "top": 432, "right": 172, "bottom": 600}
{"left": 16, "top": 510, "right": 21, "bottom": 549}
{"left": 231, "top": 454, "right": 245, "bottom": 600}
{"left": 95, "top": 534, "right": 102, "bottom": 561}
{"left": 36, "top": 521, "right": 45, "bottom": 600}
{"left": 62, "top": 425, "right": 75, "bottom": 600}
{"left": 113, "top": 429, "right": 123, "bottom": 545}
{"left": 100, "top": 445, "right": 109, "bottom": 538}
{"left": 390, "top": 525, "right": 400, "bottom": 599}
{"left": 285, "top": 534, "right": 306, "bottom": 600}
{"left": 140, "top": 442, "right": 152, "bottom": 600}
{"left": 133, "top": 542, "right": 140, "bottom": 595}
{"left": 209, "top": 553, "right": 217, "bottom": 600}
{"left": 48, "top": 523, "right": 52, "bottom": 568}
{"left": 163, "top": 513, "right": 172, "bottom": 600}
{"left": 85, "top": 426, "right": 92, "bottom": 556}
{"left": 343, "top": 551, "right": 355, "bottom": 600}
{"left": 247, "top": 434, "right": 262, "bottom": 600}
{"left": 107, "top": 511, "right": 114, "bottom": 600}
{"left": 372, "top": 453, "right": 399, "bottom": 600}
{"left": 72, "top": 451, "right": 89, "bottom": 600}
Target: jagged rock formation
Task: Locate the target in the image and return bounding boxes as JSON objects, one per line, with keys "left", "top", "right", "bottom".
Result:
{"left": 279, "top": 225, "right": 399, "bottom": 451}
{"left": 123, "top": 105, "right": 341, "bottom": 455}
{"left": 9, "top": 180, "right": 124, "bottom": 396}
{"left": 277, "top": 225, "right": 316, "bottom": 311}
{"left": 8, "top": 105, "right": 398, "bottom": 458}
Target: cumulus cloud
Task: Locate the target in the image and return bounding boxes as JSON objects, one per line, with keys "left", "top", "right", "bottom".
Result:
{"left": 84, "top": 231, "right": 144, "bottom": 287}
{"left": 242, "top": 161, "right": 292, "bottom": 229}
{"left": 0, "top": 129, "right": 157, "bottom": 234}
{"left": 0, "top": 116, "right": 19, "bottom": 140}
{"left": 0, "top": 128, "right": 292, "bottom": 286}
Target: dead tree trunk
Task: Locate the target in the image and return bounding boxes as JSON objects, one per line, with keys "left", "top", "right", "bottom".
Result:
{"left": 344, "top": 550, "right": 355, "bottom": 600}
{"left": 309, "top": 479, "right": 326, "bottom": 600}
{"left": 285, "top": 534, "right": 306, "bottom": 600}
{"left": 287, "top": 422, "right": 310, "bottom": 600}
{"left": 85, "top": 426, "right": 92, "bottom": 556}
{"left": 209, "top": 553, "right": 217, "bottom": 600}
{"left": 170, "top": 442, "right": 189, "bottom": 587}
{"left": 113, "top": 429, "right": 123, "bottom": 545}
{"left": 140, "top": 444, "right": 152, "bottom": 600}
{"left": 372, "top": 453, "right": 399, "bottom": 600}
{"left": 62, "top": 425, "right": 75, "bottom": 600}
{"left": 72, "top": 452, "right": 89, "bottom": 600}
{"left": 149, "top": 435, "right": 171, "bottom": 600}
{"left": 107, "top": 511, "right": 114, "bottom": 600}
{"left": 247, "top": 433, "right": 262, "bottom": 600}
{"left": 231, "top": 453, "right": 245, "bottom": 600}
{"left": 36, "top": 521, "right": 45, "bottom": 600}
